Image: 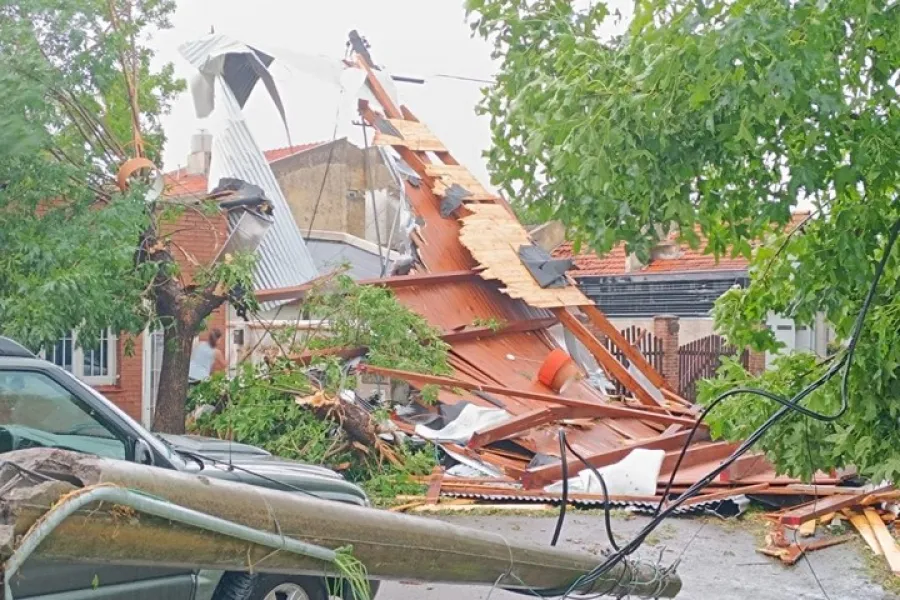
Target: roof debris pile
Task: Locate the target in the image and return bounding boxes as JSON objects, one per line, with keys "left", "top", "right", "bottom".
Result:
{"left": 321, "top": 39, "right": 875, "bottom": 518}
{"left": 242, "top": 32, "right": 889, "bottom": 522}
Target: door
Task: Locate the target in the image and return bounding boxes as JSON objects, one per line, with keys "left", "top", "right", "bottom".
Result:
{"left": 0, "top": 368, "right": 195, "bottom": 600}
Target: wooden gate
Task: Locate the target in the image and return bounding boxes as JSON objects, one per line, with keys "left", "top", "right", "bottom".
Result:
{"left": 678, "top": 335, "right": 748, "bottom": 401}
{"left": 600, "top": 326, "right": 664, "bottom": 396}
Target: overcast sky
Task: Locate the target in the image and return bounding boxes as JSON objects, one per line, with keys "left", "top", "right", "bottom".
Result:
{"left": 153, "top": 1, "right": 499, "bottom": 185}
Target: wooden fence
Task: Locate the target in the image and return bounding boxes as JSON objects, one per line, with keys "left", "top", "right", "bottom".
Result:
{"left": 600, "top": 326, "right": 664, "bottom": 396}
{"left": 677, "top": 334, "right": 749, "bottom": 402}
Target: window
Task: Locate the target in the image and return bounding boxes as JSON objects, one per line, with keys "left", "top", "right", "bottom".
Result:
{"left": 0, "top": 371, "right": 126, "bottom": 460}
{"left": 45, "top": 330, "right": 117, "bottom": 386}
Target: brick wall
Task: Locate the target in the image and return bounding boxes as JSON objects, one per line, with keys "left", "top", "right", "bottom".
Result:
{"left": 653, "top": 315, "right": 681, "bottom": 390}
{"left": 93, "top": 205, "right": 229, "bottom": 422}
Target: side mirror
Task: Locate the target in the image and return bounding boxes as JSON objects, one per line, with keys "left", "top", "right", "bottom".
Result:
{"left": 134, "top": 438, "right": 154, "bottom": 465}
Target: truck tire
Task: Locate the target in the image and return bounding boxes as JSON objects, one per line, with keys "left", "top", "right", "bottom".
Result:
{"left": 212, "top": 572, "right": 259, "bottom": 600}
{"left": 247, "top": 574, "right": 328, "bottom": 600}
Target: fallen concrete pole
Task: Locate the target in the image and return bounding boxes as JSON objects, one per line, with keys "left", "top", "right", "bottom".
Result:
{"left": 0, "top": 449, "right": 681, "bottom": 597}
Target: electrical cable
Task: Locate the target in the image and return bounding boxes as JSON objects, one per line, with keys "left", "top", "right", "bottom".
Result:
{"left": 550, "top": 429, "right": 568, "bottom": 547}
{"left": 306, "top": 103, "right": 343, "bottom": 237}
{"left": 540, "top": 216, "right": 900, "bottom": 598}
{"left": 550, "top": 429, "right": 621, "bottom": 551}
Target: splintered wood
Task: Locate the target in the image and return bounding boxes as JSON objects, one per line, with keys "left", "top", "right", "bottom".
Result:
{"left": 425, "top": 164, "right": 497, "bottom": 201}
{"left": 373, "top": 119, "right": 447, "bottom": 152}
{"left": 459, "top": 204, "right": 590, "bottom": 308}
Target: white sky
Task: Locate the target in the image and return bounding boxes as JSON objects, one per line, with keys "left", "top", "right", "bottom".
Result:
{"left": 153, "top": 0, "right": 499, "bottom": 184}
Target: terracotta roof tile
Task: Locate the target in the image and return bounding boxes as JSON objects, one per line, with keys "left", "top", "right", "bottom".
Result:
{"left": 553, "top": 213, "right": 810, "bottom": 277}
{"left": 163, "top": 142, "right": 325, "bottom": 198}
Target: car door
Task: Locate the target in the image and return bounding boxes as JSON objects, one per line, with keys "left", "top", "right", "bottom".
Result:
{"left": 0, "top": 368, "right": 196, "bottom": 600}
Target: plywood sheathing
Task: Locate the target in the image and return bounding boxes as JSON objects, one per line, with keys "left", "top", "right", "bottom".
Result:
{"left": 426, "top": 164, "right": 497, "bottom": 201}
{"left": 459, "top": 204, "right": 590, "bottom": 308}
{"left": 373, "top": 119, "right": 448, "bottom": 152}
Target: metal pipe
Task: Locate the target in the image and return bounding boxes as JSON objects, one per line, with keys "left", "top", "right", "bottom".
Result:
{"left": 3, "top": 484, "right": 337, "bottom": 600}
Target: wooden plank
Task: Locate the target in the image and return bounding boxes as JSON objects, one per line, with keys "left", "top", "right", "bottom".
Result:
{"left": 848, "top": 511, "right": 883, "bottom": 555}
{"left": 798, "top": 519, "right": 817, "bottom": 537}
{"left": 468, "top": 406, "right": 570, "bottom": 449}
{"left": 399, "top": 105, "right": 460, "bottom": 166}
{"left": 425, "top": 466, "right": 444, "bottom": 505}
{"left": 359, "top": 101, "right": 433, "bottom": 184}
{"left": 522, "top": 429, "right": 703, "bottom": 489}
{"left": 373, "top": 119, "right": 447, "bottom": 152}
{"left": 718, "top": 453, "right": 774, "bottom": 483}
{"left": 554, "top": 308, "right": 665, "bottom": 407}
{"left": 254, "top": 268, "right": 480, "bottom": 303}
{"left": 779, "top": 485, "right": 893, "bottom": 526}
{"left": 678, "top": 483, "right": 769, "bottom": 506}
{"left": 356, "top": 56, "right": 402, "bottom": 118}
{"left": 580, "top": 305, "right": 670, "bottom": 392}
{"left": 360, "top": 365, "right": 698, "bottom": 427}
{"left": 659, "top": 441, "right": 741, "bottom": 476}
{"left": 865, "top": 509, "right": 900, "bottom": 573}
{"left": 441, "top": 317, "right": 558, "bottom": 344}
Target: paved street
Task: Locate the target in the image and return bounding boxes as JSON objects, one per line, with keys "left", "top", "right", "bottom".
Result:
{"left": 378, "top": 513, "right": 897, "bottom": 600}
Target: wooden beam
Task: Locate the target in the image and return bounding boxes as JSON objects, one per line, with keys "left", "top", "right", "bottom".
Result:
{"left": 779, "top": 485, "right": 893, "bottom": 526}
{"left": 356, "top": 56, "right": 402, "bottom": 118}
{"left": 360, "top": 365, "right": 699, "bottom": 428}
{"left": 521, "top": 429, "right": 703, "bottom": 489}
{"left": 359, "top": 100, "right": 433, "bottom": 184}
{"left": 553, "top": 308, "right": 665, "bottom": 407}
{"left": 659, "top": 441, "right": 741, "bottom": 476}
{"left": 579, "top": 305, "right": 669, "bottom": 391}
{"left": 717, "top": 453, "right": 773, "bottom": 483}
{"left": 255, "top": 269, "right": 480, "bottom": 303}
{"left": 425, "top": 466, "right": 444, "bottom": 505}
{"left": 441, "top": 317, "right": 558, "bottom": 344}
{"left": 467, "top": 406, "right": 570, "bottom": 449}
{"left": 865, "top": 509, "right": 900, "bottom": 573}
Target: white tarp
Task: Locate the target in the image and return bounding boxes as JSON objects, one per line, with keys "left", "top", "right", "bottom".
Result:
{"left": 414, "top": 404, "right": 510, "bottom": 445}
{"left": 544, "top": 448, "right": 665, "bottom": 497}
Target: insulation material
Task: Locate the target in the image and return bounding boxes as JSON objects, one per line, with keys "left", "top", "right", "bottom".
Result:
{"left": 544, "top": 449, "right": 665, "bottom": 497}
{"left": 415, "top": 404, "right": 510, "bottom": 445}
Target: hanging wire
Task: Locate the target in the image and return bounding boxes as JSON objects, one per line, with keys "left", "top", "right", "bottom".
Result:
{"left": 533, "top": 216, "right": 900, "bottom": 598}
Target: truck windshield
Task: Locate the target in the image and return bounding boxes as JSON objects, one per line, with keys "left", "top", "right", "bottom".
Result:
{"left": 56, "top": 369, "right": 176, "bottom": 463}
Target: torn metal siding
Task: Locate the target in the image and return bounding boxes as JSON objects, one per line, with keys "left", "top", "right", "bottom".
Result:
{"left": 180, "top": 36, "right": 319, "bottom": 299}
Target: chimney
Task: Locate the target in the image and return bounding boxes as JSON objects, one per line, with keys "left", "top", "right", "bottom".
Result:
{"left": 186, "top": 129, "right": 213, "bottom": 176}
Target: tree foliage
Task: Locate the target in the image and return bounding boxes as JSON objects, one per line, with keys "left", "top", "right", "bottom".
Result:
{"left": 470, "top": 0, "right": 900, "bottom": 479}
{"left": 0, "top": 0, "right": 256, "bottom": 432}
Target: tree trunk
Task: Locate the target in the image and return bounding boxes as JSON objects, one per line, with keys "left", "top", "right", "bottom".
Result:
{"left": 153, "top": 318, "right": 195, "bottom": 434}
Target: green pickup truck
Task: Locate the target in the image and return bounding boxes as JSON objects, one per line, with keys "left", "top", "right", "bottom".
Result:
{"left": 0, "top": 337, "right": 378, "bottom": 600}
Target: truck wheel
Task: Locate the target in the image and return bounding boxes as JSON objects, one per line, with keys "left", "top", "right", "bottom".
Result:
{"left": 212, "top": 572, "right": 260, "bottom": 600}
{"left": 248, "top": 575, "right": 328, "bottom": 600}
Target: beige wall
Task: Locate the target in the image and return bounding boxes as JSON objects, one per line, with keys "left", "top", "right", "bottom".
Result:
{"left": 271, "top": 139, "right": 404, "bottom": 249}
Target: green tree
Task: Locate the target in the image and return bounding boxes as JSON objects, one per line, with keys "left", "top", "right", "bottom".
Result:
{"left": 469, "top": 0, "right": 900, "bottom": 480}
{"left": 0, "top": 0, "right": 254, "bottom": 433}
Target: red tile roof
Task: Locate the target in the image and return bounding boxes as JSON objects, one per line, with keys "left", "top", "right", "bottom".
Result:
{"left": 553, "top": 213, "right": 811, "bottom": 277}
{"left": 163, "top": 142, "right": 325, "bottom": 198}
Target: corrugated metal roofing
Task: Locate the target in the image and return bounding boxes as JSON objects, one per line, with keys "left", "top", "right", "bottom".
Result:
{"left": 179, "top": 37, "right": 319, "bottom": 297}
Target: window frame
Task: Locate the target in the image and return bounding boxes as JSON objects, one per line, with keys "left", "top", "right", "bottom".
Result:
{"left": 42, "top": 330, "right": 118, "bottom": 386}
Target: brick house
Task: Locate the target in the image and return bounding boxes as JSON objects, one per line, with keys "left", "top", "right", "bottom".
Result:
{"left": 45, "top": 141, "right": 323, "bottom": 426}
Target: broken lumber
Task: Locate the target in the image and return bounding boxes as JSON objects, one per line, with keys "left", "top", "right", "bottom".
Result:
{"left": 0, "top": 449, "right": 681, "bottom": 598}
{"left": 864, "top": 509, "right": 900, "bottom": 574}
{"left": 847, "top": 511, "right": 883, "bottom": 556}
{"left": 779, "top": 485, "right": 893, "bottom": 526}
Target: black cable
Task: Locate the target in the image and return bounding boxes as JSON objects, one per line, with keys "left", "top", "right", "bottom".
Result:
{"left": 306, "top": 111, "right": 342, "bottom": 237}
{"left": 550, "top": 429, "right": 568, "bottom": 546}
{"left": 546, "top": 216, "right": 900, "bottom": 597}
{"left": 178, "top": 449, "right": 326, "bottom": 501}
{"left": 563, "top": 435, "right": 620, "bottom": 552}
{"left": 548, "top": 429, "right": 621, "bottom": 552}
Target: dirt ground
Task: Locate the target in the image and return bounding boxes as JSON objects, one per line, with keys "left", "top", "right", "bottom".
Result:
{"left": 378, "top": 511, "right": 899, "bottom": 599}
